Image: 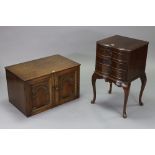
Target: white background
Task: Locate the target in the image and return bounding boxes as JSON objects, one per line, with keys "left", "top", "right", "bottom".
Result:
{"left": 0, "top": 0, "right": 155, "bottom": 155}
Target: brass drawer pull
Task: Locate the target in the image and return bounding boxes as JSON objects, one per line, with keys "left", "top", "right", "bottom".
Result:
{"left": 117, "top": 48, "right": 131, "bottom": 51}
{"left": 55, "top": 86, "right": 60, "bottom": 91}
{"left": 103, "top": 43, "right": 115, "bottom": 47}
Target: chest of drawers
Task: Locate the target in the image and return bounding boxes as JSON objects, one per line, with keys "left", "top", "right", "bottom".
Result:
{"left": 91, "top": 35, "right": 149, "bottom": 118}
{"left": 5, "top": 55, "right": 80, "bottom": 117}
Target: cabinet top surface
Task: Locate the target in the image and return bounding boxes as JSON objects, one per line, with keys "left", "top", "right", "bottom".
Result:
{"left": 97, "top": 35, "right": 149, "bottom": 51}
{"left": 6, "top": 55, "right": 80, "bottom": 81}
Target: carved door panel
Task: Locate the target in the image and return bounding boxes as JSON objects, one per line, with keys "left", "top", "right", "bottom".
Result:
{"left": 28, "top": 76, "right": 53, "bottom": 112}
{"left": 54, "top": 68, "right": 79, "bottom": 105}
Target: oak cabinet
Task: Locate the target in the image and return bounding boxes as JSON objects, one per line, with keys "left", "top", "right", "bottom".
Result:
{"left": 5, "top": 55, "right": 80, "bottom": 117}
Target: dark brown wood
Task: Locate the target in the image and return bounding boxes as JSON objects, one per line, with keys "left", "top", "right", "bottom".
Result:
{"left": 54, "top": 67, "right": 80, "bottom": 105}
{"left": 91, "top": 35, "right": 149, "bottom": 118}
{"left": 5, "top": 55, "right": 80, "bottom": 117}
{"left": 108, "top": 82, "right": 112, "bottom": 94}
{"left": 91, "top": 73, "right": 103, "bottom": 104}
{"left": 123, "top": 83, "right": 131, "bottom": 118}
{"left": 91, "top": 73, "right": 97, "bottom": 104}
{"left": 139, "top": 73, "right": 147, "bottom": 106}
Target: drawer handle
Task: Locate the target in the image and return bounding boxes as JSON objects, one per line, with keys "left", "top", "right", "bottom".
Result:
{"left": 103, "top": 43, "right": 115, "bottom": 47}
{"left": 117, "top": 48, "right": 131, "bottom": 51}
{"left": 55, "top": 86, "right": 60, "bottom": 91}
{"left": 103, "top": 44, "right": 110, "bottom": 47}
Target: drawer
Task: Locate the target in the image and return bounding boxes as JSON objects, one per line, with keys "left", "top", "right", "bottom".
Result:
{"left": 110, "top": 68, "right": 127, "bottom": 81}
{"left": 111, "top": 60, "right": 128, "bottom": 71}
{"left": 112, "top": 51, "right": 129, "bottom": 62}
{"left": 96, "top": 55, "right": 111, "bottom": 65}
{"left": 95, "top": 63, "right": 111, "bottom": 75}
{"left": 97, "top": 45, "right": 112, "bottom": 57}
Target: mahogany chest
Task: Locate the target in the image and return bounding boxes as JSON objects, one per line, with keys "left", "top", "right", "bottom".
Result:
{"left": 91, "top": 35, "right": 149, "bottom": 118}
{"left": 5, "top": 55, "right": 80, "bottom": 117}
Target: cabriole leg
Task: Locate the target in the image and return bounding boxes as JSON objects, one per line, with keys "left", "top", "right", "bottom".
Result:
{"left": 122, "top": 83, "right": 131, "bottom": 118}
{"left": 108, "top": 82, "right": 112, "bottom": 94}
{"left": 139, "top": 73, "right": 147, "bottom": 106}
{"left": 91, "top": 73, "right": 97, "bottom": 104}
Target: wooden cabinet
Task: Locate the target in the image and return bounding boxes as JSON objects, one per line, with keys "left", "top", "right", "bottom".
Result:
{"left": 5, "top": 55, "right": 80, "bottom": 117}
{"left": 91, "top": 35, "right": 149, "bottom": 118}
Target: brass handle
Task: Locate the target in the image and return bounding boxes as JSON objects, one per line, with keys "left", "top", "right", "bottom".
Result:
{"left": 103, "top": 43, "right": 115, "bottom": 47}
{"left": 55, "top": 86, "right": 60, "bottom": 91}
{"left": 117, "top": 47, "right": 131, "bottom": 51}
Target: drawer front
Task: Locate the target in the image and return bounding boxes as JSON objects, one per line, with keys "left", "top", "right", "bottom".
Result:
{"left": 112, "top": 51, "right": 129, "bottom": 62}
{"left": 110, "top": 68, "right": 127, "bottom": 81}
{"left": 95, "top": 63, "right": 128, "bottom": 81}
{"left": 95, "top": 63, "right": 111, "bottom": 75}
{"left": 111, "top": 60, "right": 128, "bottom": 71}
{"left": 97, "top": 44, "right": 112, "bottom": 57}
{"left": 96, "top": 55, "right": 111, "bottom": 65}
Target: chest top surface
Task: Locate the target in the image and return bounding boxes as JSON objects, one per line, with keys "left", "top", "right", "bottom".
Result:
{"left": 97, "top": 35, "right": 149, "bottom": 52}
{"left": 6, "top": 55, "right": 80, "bottom": 81}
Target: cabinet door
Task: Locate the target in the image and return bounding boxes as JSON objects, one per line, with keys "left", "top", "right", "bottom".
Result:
{"left": 28, "top": 76, "right": 53, "bottom": 113}
{"left": 54, "top": 67, "right": 79, "bottom": 105}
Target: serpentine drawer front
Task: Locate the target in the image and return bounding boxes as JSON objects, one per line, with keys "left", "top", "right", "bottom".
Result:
{"left": 5, "top": 55, "right": 80, "bottom": 117}
{"left": 91, "top": 35, "right": 149, "bottom": 118}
